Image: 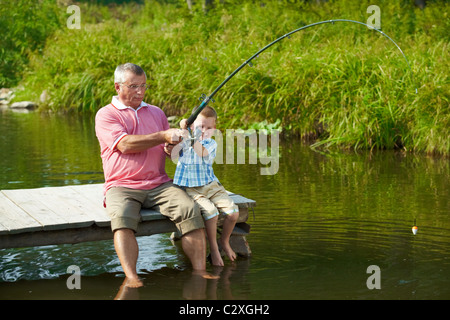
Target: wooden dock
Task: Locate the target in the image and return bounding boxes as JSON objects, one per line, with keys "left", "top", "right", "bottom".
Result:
{"left": 0, "top": 184, "right": 256, "bottom": 252}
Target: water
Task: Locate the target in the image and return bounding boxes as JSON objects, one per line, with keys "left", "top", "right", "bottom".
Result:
{"left": 0, "top": 109, "right": 449, "bottom": 300}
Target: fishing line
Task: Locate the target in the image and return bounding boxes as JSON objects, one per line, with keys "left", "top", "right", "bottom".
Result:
{"left": 186, "top": 19, "right": 417, "bottom": 126}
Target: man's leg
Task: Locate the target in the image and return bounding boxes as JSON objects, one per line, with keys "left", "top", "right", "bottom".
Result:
{"left": 144, "top": 182, "right": 218, "bottom": 277}
{"left": 105, "top": 187, "right": 146, "bottom": 288}
{"left": 181, "top": 228, "right": 207, "bottom": 271}
{"left": 114, "top": 228, "right": 143, "bottom": 288}
{"left": 182, "top": 228, "right": 219, "bottom": 279}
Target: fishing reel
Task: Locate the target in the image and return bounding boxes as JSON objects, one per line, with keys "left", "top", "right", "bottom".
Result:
{"left": 199, "top": 93, "right": 215, "bottom": 104}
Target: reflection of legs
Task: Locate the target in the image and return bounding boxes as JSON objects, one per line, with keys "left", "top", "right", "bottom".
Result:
{"left": 114, "top": 228, "right": 143, "bottom": 288}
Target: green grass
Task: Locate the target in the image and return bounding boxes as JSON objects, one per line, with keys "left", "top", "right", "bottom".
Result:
{"left": 7, "top": 0, "right": 449, "bottom": 155}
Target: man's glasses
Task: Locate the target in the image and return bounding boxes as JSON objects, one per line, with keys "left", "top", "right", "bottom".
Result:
{"left": 120, "top": 83, "right": 149, "bottom": 91}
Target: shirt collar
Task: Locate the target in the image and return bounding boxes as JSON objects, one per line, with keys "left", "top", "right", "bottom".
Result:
{"left": 111, "top": 96, "right": 148, "bottom": 110}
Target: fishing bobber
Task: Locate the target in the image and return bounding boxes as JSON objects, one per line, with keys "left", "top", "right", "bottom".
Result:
{"left": 412, "top": 226, "right": 418, "bottom": 235}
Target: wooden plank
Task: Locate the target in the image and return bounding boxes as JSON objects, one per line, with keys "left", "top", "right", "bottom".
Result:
{"left": 0, "top": 192, "right": 43, "bottom": 235}
{"left": 0, "top": 218, "right": 177, "bottom": 249}
{"left": 68, "top": 184, "right": 110, "bottom": 227}
{"left": 35, "top": 186, "right": 96, "bottom": 228}
{"left": 67, "top": 185, "right": 111, "bottom": 226}
{"left": 0, "top": 221, "right": 10, "bottom": 234}
{"left": 0, "top": 184, "right": 256, "bottom": 249}
{"left": 38, "top": 186, "right": 103, "bottom": 224}
{"left": 228, "top": 192, "right": 257, "bottom": 208}
{"left": 2, "top": 188, "right": 92, "bottom": 231}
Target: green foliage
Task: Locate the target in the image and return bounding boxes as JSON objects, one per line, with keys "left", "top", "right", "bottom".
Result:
{"left": 8, "top": 0, "right": 450, "bottom": 154}
{"left": 0, "top": 0, "right": 62, "bottom": 87}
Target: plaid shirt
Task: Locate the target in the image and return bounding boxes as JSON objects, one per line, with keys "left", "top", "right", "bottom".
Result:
{"left": 173, "top": 138, "right": 219, "bottom": 187}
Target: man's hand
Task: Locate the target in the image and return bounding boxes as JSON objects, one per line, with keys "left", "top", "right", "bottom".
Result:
{"left": 117, "top": 128, "right": 185, "bottom": 154}
{"left": 164, "top": 143, "right": 174, "bottom": 157}
{"left": 164, "top": 128, "right": 185, "bottom": 145}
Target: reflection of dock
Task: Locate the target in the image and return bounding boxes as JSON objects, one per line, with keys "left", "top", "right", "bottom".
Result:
{"left": 0, "top": 184, "right": 255, "bottom": 254}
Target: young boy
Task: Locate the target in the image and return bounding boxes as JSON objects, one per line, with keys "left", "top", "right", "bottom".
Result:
{"left": 173, "top": 106, "right": 239, "bottom": 266}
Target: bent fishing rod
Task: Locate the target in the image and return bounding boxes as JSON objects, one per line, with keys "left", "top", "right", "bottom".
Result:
{"left": 186, "top": 19, "right": 417, "bottom": 126}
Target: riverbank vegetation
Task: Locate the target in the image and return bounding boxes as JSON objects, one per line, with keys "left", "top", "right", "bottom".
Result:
{"left": 3, "top": 0, "right": 449, "bottom": 155}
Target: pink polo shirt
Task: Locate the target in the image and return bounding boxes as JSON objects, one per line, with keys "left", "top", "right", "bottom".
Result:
{"left": 95, "top": 96, "right": 172, "bottom": 195}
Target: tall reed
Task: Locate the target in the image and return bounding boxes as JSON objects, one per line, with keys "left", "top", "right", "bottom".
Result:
{"left": 12, "top": 0, "right": 449, "bottom": 155}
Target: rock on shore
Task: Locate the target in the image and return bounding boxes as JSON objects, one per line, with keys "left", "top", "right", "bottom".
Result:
{"left": 0, "top": 88, "right": 37, "bottom": 110}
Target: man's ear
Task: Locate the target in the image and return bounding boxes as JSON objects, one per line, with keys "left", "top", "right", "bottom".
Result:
{"left": 114, "top": 82, "right": 121, "bottom": 94}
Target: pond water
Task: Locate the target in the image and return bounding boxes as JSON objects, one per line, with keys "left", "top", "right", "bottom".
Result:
{"left": 0, "top": 110, "right": 449, "bottom": 300}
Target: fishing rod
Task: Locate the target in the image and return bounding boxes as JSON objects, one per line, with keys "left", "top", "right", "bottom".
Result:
{"left": 186, "top": 19, "right": 417, "bottom": 126}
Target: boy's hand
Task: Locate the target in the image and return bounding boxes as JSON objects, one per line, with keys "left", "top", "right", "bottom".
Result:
{"left": 179, "top": 119, "right": 188, "bottom": 130}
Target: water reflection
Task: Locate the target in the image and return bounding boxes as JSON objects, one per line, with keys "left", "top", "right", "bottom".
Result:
{"left": 0, "top": 110, "right": 104, "bottom": 189}
{"left": 0, "top": 111, "right": 449, "bottom": 299}
{"left": 114, "top": 261, "right": 250, "bottom": 300}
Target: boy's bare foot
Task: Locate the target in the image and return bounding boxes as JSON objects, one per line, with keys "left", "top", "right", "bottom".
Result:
{"left": 210, "top": 249, "right": 224, "bottom": 266}
{"left": 219, "top": 239, "right": 237, "bottom": 262}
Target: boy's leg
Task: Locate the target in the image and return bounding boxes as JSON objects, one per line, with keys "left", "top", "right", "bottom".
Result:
{"left": 208, "top": 182, "right": 240, "bottom": 261}
{"left": 186, "top": 187, "right": 224, "bottom": 266}
{"left": 205, "top": 216, "right": 224, "bottom": 266}
{"left": 219, "top": 211, "right": 239, "bottom": 262}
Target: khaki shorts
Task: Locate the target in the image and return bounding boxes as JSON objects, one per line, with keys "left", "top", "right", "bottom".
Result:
{"left": 185, "top": 181, "right": 239, "bottom": 221}
{"left": 105, "top": 181, "right": 204, "bottom": 235}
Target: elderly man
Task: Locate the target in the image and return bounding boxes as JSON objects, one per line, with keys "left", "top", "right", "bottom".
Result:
{"left": 95, "top": 63, "right": 208, "bottom": 288}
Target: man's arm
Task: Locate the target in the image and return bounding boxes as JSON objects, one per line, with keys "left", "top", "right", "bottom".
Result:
{"left": 117, "top": 129, "right": 183, "bottom": 154}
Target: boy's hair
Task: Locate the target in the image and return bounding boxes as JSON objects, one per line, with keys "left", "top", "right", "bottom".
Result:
{"left": 192, "top": 105, "right": 217, "bottom": 120}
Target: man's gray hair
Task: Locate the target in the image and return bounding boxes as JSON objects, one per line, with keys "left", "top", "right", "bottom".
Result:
{"left": 114, "top": 63, "right": 146, "bottom": 83}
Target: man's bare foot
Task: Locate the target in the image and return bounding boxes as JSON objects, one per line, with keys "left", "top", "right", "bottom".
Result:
{"left": 125, "top": 276, "right": 144, "bottom": 288}
{"left": 115, "top": 278, "right": 141, "bottom": 300}
{"left": 192, "top": 269, "right": 220, "bottom": 280}
{"left": 219, "top": 239, "right": 237, "bottom": 262}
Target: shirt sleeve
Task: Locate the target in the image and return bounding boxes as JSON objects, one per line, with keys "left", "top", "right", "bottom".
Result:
{"left": 95, "top": 106, "right": 128, "bottom": 151}
{"left": 201, "top": 139, "right": 217, "bottom": 164}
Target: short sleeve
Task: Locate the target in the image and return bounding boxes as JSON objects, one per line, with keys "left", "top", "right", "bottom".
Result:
{"left": 201, "top": 139, "right": 217, "bottom": 164}
{"left": 95, "top": 106, "right": 128, "bottom": 151}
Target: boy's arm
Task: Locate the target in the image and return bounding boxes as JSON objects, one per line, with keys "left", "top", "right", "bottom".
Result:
{"left": 179, "top": 119, "right": 209, "bottom": 158}
{"left": 192, "top": 140, "right": 209, "bottom": 158}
